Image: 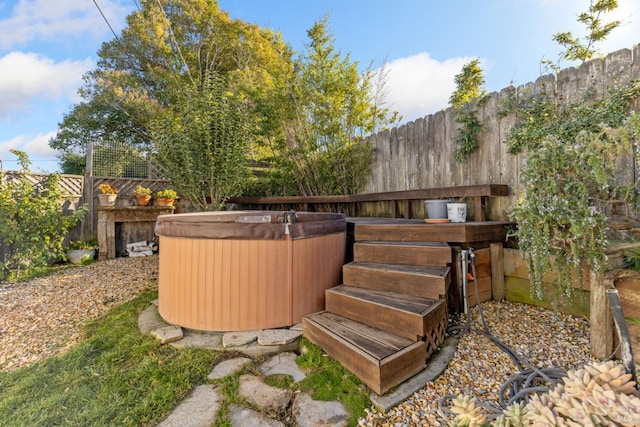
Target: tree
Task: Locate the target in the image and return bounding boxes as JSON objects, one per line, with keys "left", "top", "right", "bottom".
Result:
{"left": 151, "top": 70, "right": 250, "bottom": 210}
{"left": 258, "top": 15, "right": 399, "bottom": 196}
{"left": 50, "top": 0, "right": 290, "bottom": 167}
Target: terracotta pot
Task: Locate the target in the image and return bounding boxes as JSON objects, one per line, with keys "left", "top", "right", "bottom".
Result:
{"left": 156, "top": 198, "right": 175, "bottom": 207}
{"left": 136, "top": 195, "right": 152, "bottom": 206}
{"left": 98, "top": 193, "right": 117, "bottom": 207}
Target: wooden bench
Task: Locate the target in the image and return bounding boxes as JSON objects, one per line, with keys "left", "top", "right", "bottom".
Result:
{"left": 228, "top": 184, "right": 509, "bottom": 221}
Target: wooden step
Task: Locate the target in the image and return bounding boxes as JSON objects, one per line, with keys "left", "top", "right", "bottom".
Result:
{"left": 354, "top": 241, "right": 451, "bottom": 267}
{"left": 342, "top": 262, "right": 450, "bottom": 300}
{"left": 302, "top": 311, "right": 427, "bottom": 395}
{"left": 352, "top": 221, "right": 510, "bottom": 244}
{"left": 325, "top": 285, "right": 447, "bottom": 341}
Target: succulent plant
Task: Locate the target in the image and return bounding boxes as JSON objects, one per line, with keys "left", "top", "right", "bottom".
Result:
{"left": 448, "top": 361, "right": 640, "bottom": 427}
{"left": 450, "top": 394, "right": 488, "bottom": 426}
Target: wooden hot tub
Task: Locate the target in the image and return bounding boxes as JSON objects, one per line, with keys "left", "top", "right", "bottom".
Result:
{"left": 154, "top": 211, "right": 346, "bottom": 332}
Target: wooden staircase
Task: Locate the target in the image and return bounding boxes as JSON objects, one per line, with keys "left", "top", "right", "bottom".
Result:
{"left": 302, "top": 229, "right": 451, "bottom": 395}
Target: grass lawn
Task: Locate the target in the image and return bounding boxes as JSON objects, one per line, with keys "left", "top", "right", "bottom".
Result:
{"left": 0, "top": 289, "right": 372, "bottom": 427}
{"left": 0, "top": 290, "right": 217, "bottom": 426}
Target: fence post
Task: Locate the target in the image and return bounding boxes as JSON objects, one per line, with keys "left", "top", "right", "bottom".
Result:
{"left": 590, "top": 270, "right": 614, "bottom": 359}
{"left": 84, "top": 139, "right": 94, "bottom": 236}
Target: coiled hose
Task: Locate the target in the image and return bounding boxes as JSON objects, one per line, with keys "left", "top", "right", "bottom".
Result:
{"left": 440, "top": 248, "right": 568, "bottom": 418}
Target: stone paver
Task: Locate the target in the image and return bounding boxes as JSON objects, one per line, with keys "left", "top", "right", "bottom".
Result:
{"left": 157, "top": 384, "right": 222, "bottom": 427}
{"left": 238, "top": 374, "right": 292, "bottom": 412}
{"left": 151, "top": 325, "right": 183, "bottom": 344}
{"left": 139, "top": 302, "right": 456, "bottom": 426}
{"left": 223, "top": 330, "right": 259, "bottom": 347}
{"left": 229, "top": 404, "right": 286, "bottom": 427}
{"left": 292, "top": 392, "right": 349, "bottom": 427}
{"left": 259, "top": 351, "right": 306, "bottom": 382}
{"left": 257, "top": 328, "right": 302, "bottom": 345}
{"left": 208, "top": 357, "right": 253, "bottom": 380}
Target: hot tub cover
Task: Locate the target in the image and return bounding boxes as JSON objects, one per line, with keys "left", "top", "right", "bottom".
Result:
{"left": 155, "top": 211, "right": 346, "bottom": 240}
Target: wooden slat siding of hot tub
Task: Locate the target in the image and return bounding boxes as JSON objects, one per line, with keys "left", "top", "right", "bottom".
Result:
{"left": 158, "top": 236, "right": 291, "bottom": 331}
{"left": 291, "top": 232, "right": 346, "bottom": 323}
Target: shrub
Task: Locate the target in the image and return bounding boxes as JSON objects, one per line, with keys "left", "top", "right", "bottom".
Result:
{"left": 0, "top": 150, "right": 87, "bottom": 280}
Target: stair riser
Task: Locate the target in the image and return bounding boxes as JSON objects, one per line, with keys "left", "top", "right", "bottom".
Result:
{"left": 343, "top": 266, "right": 449, "bottom": 300}
{"left": 325, "top": 291, "right": 426, "bottom": 340}
{"left": 354, "top": 243, "right": 451, "bottom": 267}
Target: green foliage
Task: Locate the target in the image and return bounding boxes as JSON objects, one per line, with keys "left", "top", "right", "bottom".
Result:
{"left": 58, "top": 152, "right": 86, "bottom": 175}
{"left": 503, "top": 81, "right": 640, "bottom": 154}
{"left": 449, "top": 59, "right": 486, "bottom": 162}
{"left": 0, "top": 290, "right": 217, "bottom": 426}
{"left": 297, "top": 338, "right": 371, "bottom": 426}
{"left": 50, "top": 0, "right": 290, "bottom": 173}
{"left": 0, "top": 150, "right": 87, "bottom": 280}
{"left": 155, "top": 188, "right": 178, "bottom": 200}
{"left": 152, "top": 70, "right": 250, "bottom": 210}
{"left": 509, "top": 133, "right": 613, "bottom": 303}
{"left": 501, "top": 0, "right": 640, "bottom": 306}
{"left": 552, "top": 0, "right": 620, "bottom": 64}
{"left": 258, "top": 15, "right": 399, "bottom": 196}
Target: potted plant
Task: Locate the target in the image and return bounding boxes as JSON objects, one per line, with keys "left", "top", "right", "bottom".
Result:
{"left": 66, "top": 236, "right": 98, "bottom": 265}
{"left": 98, "top": 183, "right": 118, "bottom": 206}
{"left": 155, "top": 188, "right": 179, "bottom": 206}
{"left": 133, "top": 185, "right": 152, "bottom": 206}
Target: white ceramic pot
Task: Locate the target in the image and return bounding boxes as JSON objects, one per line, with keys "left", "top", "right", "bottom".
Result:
{"left": 447, "top": 203, "right": 467, "bottom": 223}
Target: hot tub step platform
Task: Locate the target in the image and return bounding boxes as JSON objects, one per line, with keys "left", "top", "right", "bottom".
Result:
{"left": 302, "top": 311, "right": 427, "bottom": 395}
{"left": 325, "top": 284, "right": 447, "bottom": 341}
{"left": 342, "top": 262, "right": 450, "bottom": 300}
{"left": 353, "top": 241, "right": 452, "bottom": 268}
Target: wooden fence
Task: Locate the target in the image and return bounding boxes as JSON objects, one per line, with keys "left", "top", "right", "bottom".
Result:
{"left": 363, "top": 44, "right": 640, "bottom": 221}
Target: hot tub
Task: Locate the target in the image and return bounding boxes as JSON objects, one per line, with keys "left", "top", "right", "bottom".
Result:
{"left": 155, "top": 211, "right": 346, "bottom": 332}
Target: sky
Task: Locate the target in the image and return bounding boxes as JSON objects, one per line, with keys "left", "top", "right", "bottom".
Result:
{"left": 0, "top": 0, "right": 638, "bottom": 172}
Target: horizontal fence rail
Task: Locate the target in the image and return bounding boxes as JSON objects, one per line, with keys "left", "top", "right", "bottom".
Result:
{"left": 228, "top": 184, "right": 510, "bottom": 221}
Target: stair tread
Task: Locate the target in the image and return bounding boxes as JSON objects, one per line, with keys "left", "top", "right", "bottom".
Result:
{"left": 345, "top": 262, "right": 449, "bottom": 277}
{"left": 328, "top": 284, "right": 442, "bottom": 315}
{"left": 304, "top": 311, "right": 414, "bottom": 360}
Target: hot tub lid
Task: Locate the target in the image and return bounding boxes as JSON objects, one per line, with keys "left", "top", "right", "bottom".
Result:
{"left": 155, "top": 211, "right": 346, "bottom": 240}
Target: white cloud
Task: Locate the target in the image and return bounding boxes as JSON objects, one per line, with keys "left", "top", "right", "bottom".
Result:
{"left": 0, "top": 0, "right": 129, "bottom": 50}
{"left": 381, "top": 52, "right": 477, "bottom": 124}
{"left": 0, "top": 131, "right": 60, "bottom": 172}
{"left": 0, "top": 51, "right": 92, "bottom": 118}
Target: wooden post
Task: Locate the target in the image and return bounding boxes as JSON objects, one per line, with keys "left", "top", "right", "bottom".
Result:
{"left": 590, "top": 271, "right": 614, "bottom": 359}
{"left": 490, "top": 243, "right": 505, "bottom": 301}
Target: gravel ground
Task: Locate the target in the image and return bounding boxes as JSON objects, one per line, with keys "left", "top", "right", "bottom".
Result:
{"left": 1, "top": 256, "right": 595, "bottom": 426}
{"left": 0, "top": 256, "right": 158, "bottom": 371}
{"left": 360, "top": 301, "right": 594, "bottom": 426}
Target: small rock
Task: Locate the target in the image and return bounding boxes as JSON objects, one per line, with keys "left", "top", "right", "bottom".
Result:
{"left": 229, "top": 404, "right": 285, "bottom": 427}
{"left": 208, "top": 357, "right": 253, "bottom": 380}
{"left": 157, "top": 384, "right": 221, "bottom": 427}
{"left": 257, "top": 329, "right": 302, "bottom": 345}
{"left": 223, "top": 330, "right": 260, "bottom": 347}
{"left": 260, "top": 352, "right": 306, "bottom": 382}
{"left": 290, "top": 323, "right": 303, "bottom": 331}
{"left": 293, "top": 392, "right": 349, "bottom": 427}
{"left": 238, "top": 374, "right": 292, "bottom": 411}
{"left": 151, "top": 325, "right": 183, "bottom": 344}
